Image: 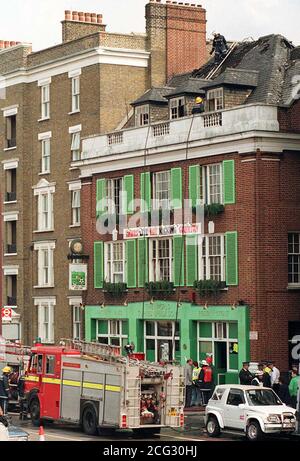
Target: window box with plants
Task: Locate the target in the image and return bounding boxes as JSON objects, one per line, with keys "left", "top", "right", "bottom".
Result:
{"left": 145, "top": 281, "right": 175, "bottom": 299}
{"left": 192, "top": 203, "right": 225, "bottom": 219}
{"left": 193, "top": 279, "right": 226, "bottom": 297}
{"left": 103, "top": 282, "right": 128, "bottom": 298}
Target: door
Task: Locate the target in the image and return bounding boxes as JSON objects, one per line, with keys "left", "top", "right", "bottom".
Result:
{"left": 41, "top": 354, "right": 60, "bottom": 419}
{"left": 224, "top": 388, "right": 246, "bottom": 430}
{"left": 215, "top": 342, "right": 227, "bottom": 384}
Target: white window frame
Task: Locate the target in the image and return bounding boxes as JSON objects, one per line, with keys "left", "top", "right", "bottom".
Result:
{"left": 41, "top": 138, "right": 51, "bottom": 174}
{"left": 207, "top": 88, "right": 224, "bottom": 112}
{"left": 199, "top": 234, "right": 226, "bottom": 282}
{"left": 149, "top": 237, "right": 173, "bottom": 282}
{"left": 72, "top": 305, "right": 81, "bottom": 340}
{"left": 104, "top": 242, "right": 126, "bottom": 283}
{"left": 144, "top": 321, "right": 180, "bottom": 362}
{"left": 71, "top": 76, "right": 80, "bottom": 113}
{"left": 70, "top": 132, "right": 80, "bottom": 161}
{"left": 202, "top": 163, "right": 223, "bottom": 205}
{"left": 288, "top": 232, "right": 300, "bottom": 286}
{"left": 197, "top": 321, "right": 238, "bottom": 373}
{"left": 71, "top": 190, "right": 81, "bottom": 226}
{"left": 34, "top": 298, "right": 55, "bottom": 344}
{"left": 169, "top": 97, "right": 185, "bottom": 120}
{"left": 105, "top": 178, "right": 124, "bottom": 215}
{"left": 34, "top": 180, "right": 55, "bottom": 232}
{"left": 153, "top": 170, "right": 171, "bottom": 210}
{"left": 34, "top": 242, "right": 55, "bottom": 288}
{"left": 135, "top": 104, "right": 149, "bottom": 127}
{"left": 41, "top": 84, "right": 50, "bottom": 119}
{"left": 96, "top": 320, "right": 128, "bottom": 347}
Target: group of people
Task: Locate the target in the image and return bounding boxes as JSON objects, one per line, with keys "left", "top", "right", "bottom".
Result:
{"left": 0, "top": 366, "right": 26, "bottom": 416}
{"left": 185, "top": 357, "right": 214, "bottom": 408}
{"left": 239, "top": 361, "right": 300, "bottom": 408}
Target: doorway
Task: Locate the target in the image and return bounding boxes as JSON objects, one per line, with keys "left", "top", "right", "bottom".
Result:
{"left": 215, "top": 341, "right": 227, "bottom": 384}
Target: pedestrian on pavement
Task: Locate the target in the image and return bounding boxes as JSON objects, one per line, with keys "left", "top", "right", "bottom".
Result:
{"left": 191, "top": 361, "right": 202, "bottom": 407}
{"left": 277, "top": 375, "right": 291, "bottom": 406}
{"left": 239, "top": 362, "right": 254, "bottom": 385}
{"left": 185, "top": 359, "right": 193, "bottom": 408}
{"left": 289, "top": 370, "right": 300, "bottom": 409}
{"left": 198, "top": 360, "right": 213, "bottom": 405}
{"left": 258, "top": 363, "right": 271, "bottom": 388}
{"left": 269, "top": 362, "right": 280, "bottom": 395}
{"left": 251, "top": 371, "right": 264, "bottom": 387}
{"left": 0, "top": 367, "right": 11, "bottom": 415}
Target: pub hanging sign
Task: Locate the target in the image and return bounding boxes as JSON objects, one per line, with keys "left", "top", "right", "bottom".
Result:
{"left": 69, "top": 264, "right": 88, "bottom": 291}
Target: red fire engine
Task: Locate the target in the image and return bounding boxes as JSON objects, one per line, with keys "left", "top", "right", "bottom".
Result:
{"left": 24, "top": 340, "right": 185, "bottom": 436}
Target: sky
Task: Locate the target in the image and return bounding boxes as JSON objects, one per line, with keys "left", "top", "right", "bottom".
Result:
{"left": 0, "top": 0, "right": 299, "bottom": 51}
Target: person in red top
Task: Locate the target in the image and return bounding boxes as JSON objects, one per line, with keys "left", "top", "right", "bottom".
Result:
{"left": 199, "top": 360, "right": 214, "bottom": 405}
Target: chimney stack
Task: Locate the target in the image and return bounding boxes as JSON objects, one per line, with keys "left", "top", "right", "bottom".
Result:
{"left": 62, "top": 10, "right": 106, "bottom": 43}
{"left": 146, "top": 0, "right": 207, "bottom": 86}
{"left": 0, "top": 40, "right": 22, "bottom": 50}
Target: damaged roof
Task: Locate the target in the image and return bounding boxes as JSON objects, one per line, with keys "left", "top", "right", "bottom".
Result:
{"left": 132, "top": 34, "right": 298, "bottom": 108}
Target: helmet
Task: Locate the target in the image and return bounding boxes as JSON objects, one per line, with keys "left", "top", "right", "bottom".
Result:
{"left": 201, "top": 360, "right": 209, "bottom": 366}
{"left": 195, "top": 97, "right": 203, "bottom": 104}
{"left": 2, "top": 366, "right": 12, "bottom": 374}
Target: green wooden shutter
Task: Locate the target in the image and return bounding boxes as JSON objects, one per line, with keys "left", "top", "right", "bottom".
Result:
{"left": 96, "top": 179, "right": 106, "bottom": 218}
{"left": 123, "top": 175, "right": 134, "bottom": 214}
{"left": 126, "top": 240, "right": 137, "bottom": 288}
{"left": 138, "top": 239, "right": 148, "bottom": 287}
{"left": 225, "top": 231, "right": 238, "bottom": 286}
{"left": 186, "top": 235, "right": 198, "bottom": 286}
{"left": 140, "top": 172, "right": 151, "bottom": 212}
{"left": 94, "top": 241, "right": 104, "bottom": 288}
{"left": 171, "top": 168, "right": 182, "bottom": 209}
{"left": 173, "top": 236, "right": 184, "bottom": 287}
{"left": 223, "top": 160, "right": 236, "bottom": 204}
{"left": 189, "top": 165, "right": 202, "bottom": 207}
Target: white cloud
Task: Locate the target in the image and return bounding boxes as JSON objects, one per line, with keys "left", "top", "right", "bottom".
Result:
{"left": 0, "top": 0, "right": 299, "bottom": 50}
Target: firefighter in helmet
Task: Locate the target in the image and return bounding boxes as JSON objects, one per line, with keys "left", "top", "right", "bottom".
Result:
{"left": 0, "top": 367, "right": 12, "bottom": 415}
{"left": 210, "top": 32, "right": 229, "bottom": 64}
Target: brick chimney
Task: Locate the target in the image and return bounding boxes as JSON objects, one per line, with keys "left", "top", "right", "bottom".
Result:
{"left": 146, "top": 0, "right": 207, "bottom": 86}
{"left": 62, "top": 10, "right": 106, "bottom": 43}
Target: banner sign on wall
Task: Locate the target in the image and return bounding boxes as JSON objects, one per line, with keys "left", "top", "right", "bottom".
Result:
{"left": 123, "top": 223, "right": 202, "bottom": 240}
{"left": 69, "top": 264, "right": 87, "bottom": 291}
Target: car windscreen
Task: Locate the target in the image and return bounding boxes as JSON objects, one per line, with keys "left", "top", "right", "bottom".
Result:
{"left": 246, "top": 389, "right": 282, "bottom": 406}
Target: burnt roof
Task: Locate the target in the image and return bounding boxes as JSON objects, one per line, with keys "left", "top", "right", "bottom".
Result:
{"left": 165, "top": 78, "right": 207, "bottom": 98}
{"left": 202, "top": 68, "right": 259, "bottom": 89}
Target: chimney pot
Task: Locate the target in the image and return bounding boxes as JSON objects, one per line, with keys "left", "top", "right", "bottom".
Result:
{"left": 97, "top": 14, "right": 103, "bottom": 24}
{"left": 4, "top": 41, "right": 10, "bottom": 48}
{"left": 65, "top": 10, "right": 72, "bottom": 20}
{"left": 0, "top": 40, "right": 4, "bottom": 49}
{"left": 91, "top": 13, "right": 97, "bottom": 23}
{"left": 72, "top": 11, "right": 79, "bottom": 21}
{"left": 85, "top": 13, "right": 91, "bottom": 23}
{"left": 10, "top": 41, "right": 16, "bottom": 47}
{"left": 78, "top": 12, "right": 85, "bottom": 21}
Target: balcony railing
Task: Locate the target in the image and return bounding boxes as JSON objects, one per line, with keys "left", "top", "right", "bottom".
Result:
{"left": 80, "top": 104, "right": 280, "bottom": 162}
{"left": 6, "top": 244, "right": 17, "bottom": 254}
{"left": 7, "top": 296, "right": 17, "bottom": 306}
{"left": 5, "top": 192, "right": 17, "bottom": 202}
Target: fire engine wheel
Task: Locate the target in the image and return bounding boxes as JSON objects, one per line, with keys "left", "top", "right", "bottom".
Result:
{"left": 132, "top": 428, "right": 161, "bottom": 437}
{"left": 82, "top": 406, "right": 98, "bottom": 436}
{"left": 29, "top": 398, "right": 41, "bottom": 427}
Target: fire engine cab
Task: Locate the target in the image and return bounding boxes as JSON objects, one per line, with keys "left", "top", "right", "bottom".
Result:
{"left": 24, "top": 340, "right": 185, "bottom": 436}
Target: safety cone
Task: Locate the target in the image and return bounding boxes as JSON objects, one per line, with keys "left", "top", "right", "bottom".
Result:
{"left": 39, "top": 426, "right": 45, "bottom": 441}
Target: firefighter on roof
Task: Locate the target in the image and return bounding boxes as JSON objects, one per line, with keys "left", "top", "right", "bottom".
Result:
{"left": 210, "top": 32, "right": 229, "bottom": 64}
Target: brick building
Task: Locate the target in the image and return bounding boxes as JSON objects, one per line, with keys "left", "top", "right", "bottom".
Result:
{"left": 73, "top": 34, "right": 300, "bottom": 383}
{"left": 0, "top": 1, "right": 208, "bottom": 344}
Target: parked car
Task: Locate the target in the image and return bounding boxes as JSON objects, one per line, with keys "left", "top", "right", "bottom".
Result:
{"left": 205, "top": 385, "right": 296, "bottom": 441}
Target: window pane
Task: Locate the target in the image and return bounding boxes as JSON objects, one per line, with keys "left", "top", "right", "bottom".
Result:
{"left": 146, "top": 321, "right": 155, "bottom": 336}
{"left": 46, "top": 355, "right": 55, "bottom": 374}
{"left": 157, "top": 321, "right": 173, "bottom": 337}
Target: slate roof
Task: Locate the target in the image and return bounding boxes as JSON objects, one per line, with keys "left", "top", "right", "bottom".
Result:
{"left": 132, "top": 34, "right": 298, "bottom": 109}
{"left": 131, "top": 87, "right": 174, "bottom": 106}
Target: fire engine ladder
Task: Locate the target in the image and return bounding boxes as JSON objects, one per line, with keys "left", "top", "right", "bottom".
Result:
{"left": 205, "top": 41, "right": 238, "bottom": 81}
{"left": 61, "top": 339, "right": 122, "bottom": 362}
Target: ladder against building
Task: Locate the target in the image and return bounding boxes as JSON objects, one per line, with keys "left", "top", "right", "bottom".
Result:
{"left": 205, "top": 41, "right": 238, "bottom": 81}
